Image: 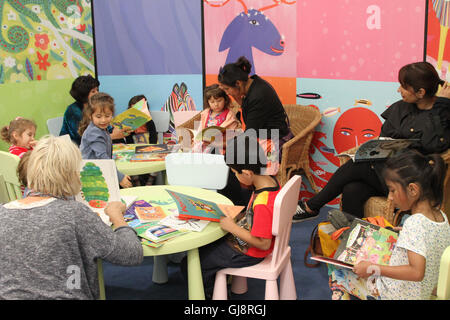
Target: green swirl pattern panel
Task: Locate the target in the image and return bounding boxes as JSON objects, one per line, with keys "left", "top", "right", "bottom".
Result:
{"left": 0, "top": 0, "right": 94, "bottom": 84}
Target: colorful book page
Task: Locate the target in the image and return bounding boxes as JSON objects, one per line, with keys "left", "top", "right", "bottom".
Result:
{"left": 130, "top": 153, "right": 168, "bottom": 162}
{"left": 131, "top": 98, "right": 152, "bottom": 118}
{"left": 335, "top": 219, "right": 398, "bottom": 266}
{"left": 135, "top": 206, "right": 166, "bottom": 222}
{"left": 112, "top": 107, "right": 151, "bottom": 131}
{"left": 142, "top": 224, "right": 187, "bottom": 243}
{"left": 75, "top": 159, "right": 121, "bottom": 226}
{"left": 166, "top": 189, "right": 243, "bottom": 222}
{"left": 135, "top": 144, "right": 169, "bottom": 154}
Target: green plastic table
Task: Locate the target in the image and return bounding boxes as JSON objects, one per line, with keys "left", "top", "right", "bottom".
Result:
{"left": 115, "top": 155, "right": 166, "bottom": 176}
{"left": 120, "top": 185, "right": 232, "bottom": 300}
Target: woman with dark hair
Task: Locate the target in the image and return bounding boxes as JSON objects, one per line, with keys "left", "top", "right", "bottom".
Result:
{"left": 217, "top": 56, "right": 293, "bottom": 206}
{"left": 60, "top": 75, "right": 100, "bottom": 145}
{"left": 294, "top": 61, "right": 450, "bottom": 221}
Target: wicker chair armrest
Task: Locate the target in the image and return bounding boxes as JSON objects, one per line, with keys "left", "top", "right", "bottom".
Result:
{"left": 337, "top": 146, "right": 359, "bottom": 166}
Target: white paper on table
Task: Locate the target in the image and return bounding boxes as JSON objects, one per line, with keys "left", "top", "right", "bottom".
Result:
{"left": 159, "top": 214, "right": 210, "bottom": 232}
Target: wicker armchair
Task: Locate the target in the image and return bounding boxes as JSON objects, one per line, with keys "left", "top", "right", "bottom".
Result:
{"left": 338, "top": 147, "right": 450, "bottom": 225}
{"left": 276, "top": 105, "right": 322, "bottom": 189}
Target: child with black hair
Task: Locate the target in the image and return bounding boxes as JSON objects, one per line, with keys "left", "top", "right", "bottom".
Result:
{"left": 60, "top": 75, "right": 128, "bottom": 145}
{"left": 329, "top": 149, "right": 450, "bottom": 300}
{"left": 112, "top": 94, "right": 158, "bottom": 145}
{"left": 180, "top": 132, "right": 280, "bottom": 298}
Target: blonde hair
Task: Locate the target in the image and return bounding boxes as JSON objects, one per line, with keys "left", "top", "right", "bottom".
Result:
{"left": 78, "top": 92, "right": 115, "bottom": 136}
{"left": 27, "top": 135, "right": 82, "bottom": 197}
{"left": 1, "top": 117, "right": 36, "bottom": 144}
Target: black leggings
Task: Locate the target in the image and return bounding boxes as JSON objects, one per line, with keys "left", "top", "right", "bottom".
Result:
{"left": 306, "top": 161, "right": 388, "bottom": 218}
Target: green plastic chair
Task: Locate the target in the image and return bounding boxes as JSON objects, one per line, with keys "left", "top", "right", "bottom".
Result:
{"left": 436, "top": 245, "right": 450, "bottom": 300}
{"left": 97, "top": 259, "right": 106, "bottom": 300}
{"left": 0, "top": 151, "right": 21, "bottom": 203}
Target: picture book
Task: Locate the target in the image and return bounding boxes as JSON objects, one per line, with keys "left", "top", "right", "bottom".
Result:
{"left": 112, "top": 105, "right": 151, "bottom": 132}
{"left": 131, "top": 98, "right": 151, "bottom": 118}
{"left": 337, "top": 138, "right": 419, "bottom": 162}
{"left": 159, "top": 214, "right": 210, "bottom": 232}
{"left": 166, "top": 190, "right": 244, "bottom": 222}
{"left": 130, "top": 153, "right": 168, "bottom": 162}
{"left": 183, "top": 126, "right": 241, "bottom": 143}
{"left": 123, "top": 199, "right": 152, "bottom": 227}
{"left": 312, "top": 218, "right": 398, "bottom": 268}
{"left": 75, "top": 159, "right": 121, "bottom": 226}
{"left": 135, "top": 144, "right": 169, "bottom": 154}
{"left": 141, "top": 224, "right": 188, "bottom": 243}
{"left": 135, "top": 205, "right": 166, "bottom": 222}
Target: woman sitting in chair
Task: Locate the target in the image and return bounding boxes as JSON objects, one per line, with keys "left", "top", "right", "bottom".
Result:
{"left": 293, "top": 61, "right": 450, "bottom": 222}
{"left": 0, "top": 135, "right": 143, "bottom": 299}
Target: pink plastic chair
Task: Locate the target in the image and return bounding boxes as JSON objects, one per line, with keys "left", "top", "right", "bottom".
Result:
{"left": 212, "top": 175, "right": 302, "bottom": 300}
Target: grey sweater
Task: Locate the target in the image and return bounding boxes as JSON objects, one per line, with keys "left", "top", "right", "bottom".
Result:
{"left": 0, "top": 199, "right": 143, "bottom": 299}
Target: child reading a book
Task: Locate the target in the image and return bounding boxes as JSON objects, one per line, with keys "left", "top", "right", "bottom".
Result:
{"left": 191, "top": 84, "right": 240, "bottom": 153}
{"left": 112, "top": 94, "right": 158, "bottom": 145}
{"left": 1, "top": 117, "right": 37, "bottom": 158}
{"left": 180, "top": 133, "right": 280, "bottom": 298}
{"left": 112, "top": 95, "right": 158, "bottom": 186}
{"left": 329, "top": 149, "right": 450, "bottom": 300}
{"left": 79, "top": 92, "right": 132, "bottom": 188}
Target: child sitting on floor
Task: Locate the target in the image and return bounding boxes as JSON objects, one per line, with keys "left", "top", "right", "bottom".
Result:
{"left": 79, "top": 92, "right": 132, "bottom": 188}
{"left": 190, "top": 84, "right": 240, "bottom": 153}
{"left": 181, "top": 133, "right": 279, "bottom": 298}
{"left": 329, "top": 149, "right": 450, "bottom": 300}
{"left": 1, "top": 117, "right": 37, "bottom": 158}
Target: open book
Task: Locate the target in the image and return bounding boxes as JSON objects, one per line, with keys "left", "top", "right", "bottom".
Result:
{"left": 112, "top": 98, "right": 152, "bottom": 131}
{"left": 336, "top": 138, "right": 419, "bottom": 162}
{"left": 75, "top": 159, "right": 122, "bottom": 226}
{"left": 311, "top": 218, "right": 399, "bottom": 269}
{"left": 166, "top": 189, "right": 244, "bottom": 222}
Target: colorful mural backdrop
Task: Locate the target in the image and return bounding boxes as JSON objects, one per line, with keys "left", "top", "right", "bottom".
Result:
{"left": 297, "top": 0, "right": 426, "bottom": 82}
{"left": 296, "top": 0, "right": 427, "bottom": 204}
{"left": 203, "top": 0, "right": 297, "bottom": 103}
{"left": 426, "top": 0, "right": 450, "bottom": 81}
{"left": 0, "top": 0, "right": 95, "bottom": 84}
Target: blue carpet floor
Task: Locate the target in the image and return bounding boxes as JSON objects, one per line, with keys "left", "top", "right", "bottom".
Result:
{"left": 102, "top": 206, "right": 332, "bottom": 300}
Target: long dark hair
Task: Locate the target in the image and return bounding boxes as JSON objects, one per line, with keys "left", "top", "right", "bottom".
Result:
{"left": 383, "top": 149, "right": 446, "bottom": 209}
{"left": 218, "top": 56, "right": 252, "bottom": 87}
{"left": 398, "top": 62, "right": 444, "bottom": 98}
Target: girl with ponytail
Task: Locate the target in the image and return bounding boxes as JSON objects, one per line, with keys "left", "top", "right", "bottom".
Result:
{"left": 330, "top": 149, "right": 450, "bottom": 300}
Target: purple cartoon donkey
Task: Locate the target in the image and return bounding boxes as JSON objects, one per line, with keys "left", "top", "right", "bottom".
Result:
{"left": 205, "top": 0, "right": 296, "bottom": 75}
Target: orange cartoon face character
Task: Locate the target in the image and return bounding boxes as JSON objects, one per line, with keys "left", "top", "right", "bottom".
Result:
{"left": 333, "top": 107, "right": 382, "bottom": 154}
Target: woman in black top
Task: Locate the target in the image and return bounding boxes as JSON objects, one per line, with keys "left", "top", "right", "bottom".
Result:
{"left": 217, "top": 56, "right": 293, "bottom": 205}
{"left": 294, "top": 61, "right": 450, "bottom": 221}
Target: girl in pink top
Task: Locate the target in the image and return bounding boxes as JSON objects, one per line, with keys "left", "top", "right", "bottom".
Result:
{"left": 1, "top": 117, "right": 37, "bottom": 158}
{"left": 192, "top": 84, "right": 240, "bottom": 153}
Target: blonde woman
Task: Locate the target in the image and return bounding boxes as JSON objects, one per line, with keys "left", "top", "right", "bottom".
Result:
{"left": 0, "top": 135, "right": 143, "bottom": 299}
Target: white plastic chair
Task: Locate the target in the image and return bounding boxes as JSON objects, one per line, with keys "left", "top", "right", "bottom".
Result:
{"left": 150, "top": 111, "right": 170, "bottom": 144}
{"left": 165, "top": 152, "right": 229, "bottom": 191}
{"left": 152, "top": 152, "right": 230, "bottom": 284}
{"left": 46, "top": 117, "right": 64, "bottom": 136}
{"left": 212, "top": 175, "right": 302, "bottom": 300}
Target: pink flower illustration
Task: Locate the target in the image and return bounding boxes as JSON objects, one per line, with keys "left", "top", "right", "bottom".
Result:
{"left": 34, "top": 34, "right": 49, "bottom": 50}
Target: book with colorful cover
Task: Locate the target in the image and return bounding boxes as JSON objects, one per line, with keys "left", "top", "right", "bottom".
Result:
{"left": 135, "top": 144, "right": 170, "bottom": 154}
{"left": 135, "top": 205, "right": 166, "bottom": 222}
{"left": 311, "top": 218, "right": 398, "bottom": 268}
{"left": 141, "top": 224, "right": 188, "bottom": 243}
{"left": 112, "top": 100, "right": 152, "bottom": 131}
{"left": 75, "top": 159, "right": 121, "bottom": 226}
{"left": 166, "top": 189, "right": 244, "bottom": 222}
{"left": 130, "top": 153, "right": 168, "bottom": 162}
